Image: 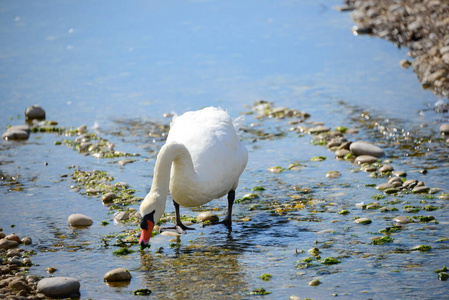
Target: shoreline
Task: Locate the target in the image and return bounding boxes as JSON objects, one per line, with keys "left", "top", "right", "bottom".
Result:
{"left": 339, "top": 0, "right": 449, "bottom": 99}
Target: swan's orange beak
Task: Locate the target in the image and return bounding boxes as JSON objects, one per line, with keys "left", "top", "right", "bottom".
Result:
{"left": 139, "top": 220, "right": 154, "bottom": 248}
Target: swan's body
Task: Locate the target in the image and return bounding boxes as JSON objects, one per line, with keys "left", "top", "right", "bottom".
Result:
{"left": 139, "top": 107, "right": 248, "bottom": 247}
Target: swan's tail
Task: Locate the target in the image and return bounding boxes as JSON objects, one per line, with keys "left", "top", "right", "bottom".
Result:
{"left": 232, "top": 115, "right": 245, "bottom": 134}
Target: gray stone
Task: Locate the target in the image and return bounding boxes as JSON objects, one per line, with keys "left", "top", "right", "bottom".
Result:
{"left": 350, "top": 141, "right": 385, "bottom": 157}
{"left": 412, "top": 186, "right": 430, "bottom": 194}
{"left": 335, "top": 149, "right": 351, "bottom": 158}
{"left": 394, "top": 216, "right": 411, "bottom": 224}
{"left": 37, "top": 277, "right": 80, "bottom": 298}
{"left": 354, "top": 218, "right": 372, "bottom": 224}
{"left": 25, "top": 105, "right": 46, "bottom": 120}
{"left": 440, "top": 123, "right": 449, "bottom": 135}
{"left": 378, "top": 164, "right": 393, "bottom": 173}
{"left": 2, "top": 127, "right": 30, "bottom": 141}
{"left": 103, "top": 268, "right": 132, "bottom": 282}
{"left": 197, "top": 211, "right": 219, "bottom": 223}
{"left": 0, "top": 239, "right": 19, "bottom": 250}
{"left": 113, "top": 211, "right": 129, "bottom": 222}
{"left": 68, "top": 213, "right": 93, "bottom": 226}
{"left": 101, "top": 192, "right": 117, "bottom": 204}
{"left": 355, "top": 155, "right": 378, "bottom": 164}
{"left": 308, "top": 125, "right": 331, "bottom": 134}
{"left": 402, "top": 179, "right": 418, "bottom": 189}
{"left": 376, "top": 183, "right": 394, "bottom": 190}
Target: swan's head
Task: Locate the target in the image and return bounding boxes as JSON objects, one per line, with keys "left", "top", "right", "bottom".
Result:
{"left": 139, "top": 192, "right": 166, "bottom": 248}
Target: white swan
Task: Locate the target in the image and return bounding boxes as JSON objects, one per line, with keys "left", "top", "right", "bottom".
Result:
{"left": 139, "top": 107, "right": 248, "bottom": 247}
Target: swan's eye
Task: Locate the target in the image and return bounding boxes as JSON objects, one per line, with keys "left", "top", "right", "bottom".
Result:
{"left": 140, "top": 210, "right": 155, "bottom": 229}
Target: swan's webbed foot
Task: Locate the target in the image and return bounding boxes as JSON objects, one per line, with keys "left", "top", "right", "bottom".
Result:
{"left": 160, "top": 224, "right": 195, "bottom": 234}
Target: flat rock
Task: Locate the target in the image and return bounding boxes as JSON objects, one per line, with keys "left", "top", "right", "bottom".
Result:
{"left": 350, "top": 141, "right": 385, "bottom": 157}
{"left": 0, "top": 239, "right": 19, "bottom": 250}
{"left": 440, "top": 123, "right": 449, "bottom": 135}
{"left": 104, "top": 268, "right": 132, "bottom": 282}
{"left": 355, "top": 155, "right": 378, "bottom": 164}
{"left": 68, "top": 213, "right": 93, "bottom": 226}
{"left": 37, "top": 277, "right": 80, "bottom": 298}
{"left": 25, "top": 105, "right": 46, "bottom": 120}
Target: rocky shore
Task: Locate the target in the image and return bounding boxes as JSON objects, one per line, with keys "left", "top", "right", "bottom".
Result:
{"left": 339, "top": 0, "right": 449, "bottom": 99}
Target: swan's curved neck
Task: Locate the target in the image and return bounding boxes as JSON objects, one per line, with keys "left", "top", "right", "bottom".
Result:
{"left": 150, "top": 142, "right": 195, "bottom": 199}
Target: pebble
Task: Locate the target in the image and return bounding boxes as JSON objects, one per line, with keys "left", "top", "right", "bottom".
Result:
{"left": 103, "top": 268, "right": 132, "bottom": 282}
{"left": 25, "top": 105, "right": 46, "bottom": 120}
{"left": 5, "top": 234, "right": 21, "bottom": 243}
{"left": 438, "top": 193, "right": 449, "bottom": 200}
{"left": 394, "top": 216, "right": 411, "bottom": 224}
{"left": 402, "top": 179, "right": 418, "bottom": 189}
{"left": 376, "top": 183, "right": 394, "bottom": 190}
{"left": 308, "top": 125, "right": 330, "bottom": 134}
{"left": 0, "top": 239, "right": 19, "bottom": 250}
{"left": 308, "top": 279, "right": 321, "bottom": 286}
{"left": 350, "top": 141, "right": 385, "bottom": 157}
{"left": 354, "top": 218, "right": 372, "bottom": 224}
{"left": 326, "top": 171, "right": 341, "bottom": 178}
{"left": 68, "top": 213, "right": 93, "bottom": 226}
{"left": 8, "top": 279, "right": 31, "bottom": 293}
{"left": 412, "top": 186, "right": 430, "bottom": 194}
{"left": 378, "top": 164, "right": 393, "bottom": 173}
{"left": 355, "top": 155, "right": 378, "bottom": 164}
{"left": 335, "top": 149, "right": 351, "bottom": 158}
{"left": 440, "top": 123, "right": 449, "bottom": 135}
{"left": 113, "top": 211, "right": 130, "bottom": 222}
{"left": 37, "top": 277, "right": 80, "bottom": 298}
{"left": 384, "top": 188, "right": 400, "bottom": 194}
{"left": 160, "top": 231, "right": 181, "bottom": 237}
{"left": 21, "top": 236, "right": 32, "bottom": 245}
{"left": 2, "top": 125, "right": 30, "bottom": 141}
{"left": 197, "top": 211, "right": 219, "bottom": 223}
{"left": 392, "top": 171, "right": 407, "bottom": 177}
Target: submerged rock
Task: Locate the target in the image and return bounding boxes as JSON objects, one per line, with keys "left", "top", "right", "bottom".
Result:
{"left": 68, "top": 213, "right": 93, "bottom": 226}
{"left": 37, "top": 277, "right": 80, "bottom": 298}
{"left": 350, "top": 141, "right": 385, "bottom": 157}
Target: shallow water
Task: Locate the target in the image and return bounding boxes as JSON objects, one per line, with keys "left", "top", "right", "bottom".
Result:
{"left": 1, "top": 0, "right": 449, "bottom": 299}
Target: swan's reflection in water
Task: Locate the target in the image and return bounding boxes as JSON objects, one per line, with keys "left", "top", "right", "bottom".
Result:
{"left": 139, "top": 232, "right": 250, "bottom": 299}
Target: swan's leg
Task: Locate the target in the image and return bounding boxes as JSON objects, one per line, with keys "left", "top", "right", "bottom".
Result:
{"left": 219, "top": 190, "right": 235, "bottom": 229}
{"left": 159, "top": 200, "right": 195, "bottom": 233}
{"left": 173, "top": 200, "right": 195, "bottom": 231}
